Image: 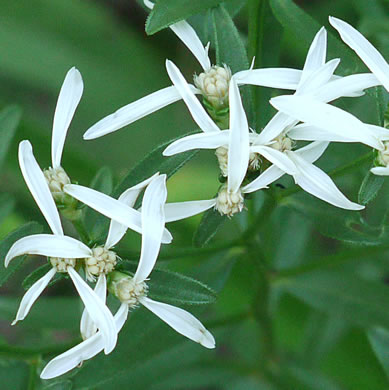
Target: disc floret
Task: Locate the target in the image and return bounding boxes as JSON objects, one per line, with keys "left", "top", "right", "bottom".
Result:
{"left": 215, "top": 184, "right": 244, "bottom": 217}
{"left": 50, "top": 257, "right": 76, "bottom": 273}
{"left": 85, "top": 246, "right": 117, "bottom": 281}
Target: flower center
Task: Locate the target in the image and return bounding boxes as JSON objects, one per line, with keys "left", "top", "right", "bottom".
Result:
{"left": 248, "top": 152, "right": 261, "bottom": 171}
{"left": 215, "top": 146, "right": 229, "bottom": 176}
{"left": 269, "top": 134, "right": 293, "bottom": 153}
{"left": 215, "top": 184, "right": 244, "bottom": 216}
{"left": 85, "top": 246, "right": 117, "bottom": 281}
{"left": 194, "top": 65, "right": 231, "bottom": 108}
{"left": 114, "top": 276, "right": 148, "bottom": 308}
{"left": 378, "top": 142, "right": 389, "bottom": 166}
{"left": 44, "top": 167, "right": 71, "bottom": 196}
{"left": 50, "top": 257, "right": 76, "bottom": 273}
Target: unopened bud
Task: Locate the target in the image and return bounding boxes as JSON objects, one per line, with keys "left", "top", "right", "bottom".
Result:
{"left": 85, "top": 246, "right": 117, "bottom": 281}
{"left": 215, "top": 146, "right": 228, "bottom": 176}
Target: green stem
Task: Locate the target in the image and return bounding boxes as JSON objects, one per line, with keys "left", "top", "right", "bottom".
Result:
{"left": 278, "top": 151, "right": 373, "bottom": 200}
{"left": 27, "top": 356, "right": 40, "bottom": 390}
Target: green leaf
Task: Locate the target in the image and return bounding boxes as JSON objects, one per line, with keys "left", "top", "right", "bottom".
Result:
{"left": 83, "top": 166, "right": 113, "bottom": 242}
{"left": 358, "top": 170, "right": 385, "bottom": 205}
{"left": 113, "top": 134, "right": 198, "bottom": 199}
{"left": 0, "top": 105, "right": 22, "bottom": 171}
{"left": 22, "top": 263, "right": 65, "bottom": 290}
{"left": 0, "top": 222, "right": 42, "bottom": 287}
{"left": 193, "top": 207, "right": 227, "bottom": 247}
{"left": 41, "top": 381, "right": 73, "bottom": 390}
{"left": 368, "top": 326, "right": 389, "bottom": 379}
{"left": 0, "top": 194, "right": 15, "bottom": 227}
{"left": 269, "top": 0, "right": 361, "bottom": 74}
{"left": 121, "top": 260, "right": 217, "bottom": 305}
{"left": 283, "top": 194, "right": 386, "bottom": 246}
{"left": 278, "top": 270, "right": 389, "bottom": 329}
{"left": 146, "top": 0, "right": 232, "bottom": 35}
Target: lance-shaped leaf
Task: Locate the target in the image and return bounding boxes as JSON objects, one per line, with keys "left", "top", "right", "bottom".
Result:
{"left": 358, "top": 170, "right": 385, "bottom": 205}
{"left": 193, "top": 207, "right": 227, "bottom": 248}
{"left": 368, "top": 327, "right": 389, "bottom": 379}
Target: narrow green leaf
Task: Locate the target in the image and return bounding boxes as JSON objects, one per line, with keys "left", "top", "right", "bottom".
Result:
{"left": 358, "top": 170, "right": 385, "bottom": 205}
{"left": 113, "top": 133, "right": 198, "bottom": 198}
{"left": 83, "top": 166, "right": 113, "bottom": 242}
{"left": 0, "top": 105, "right": 22, "bottom": 171}
{"left": 42, "top": 381, "right": 73, "bottom": 390}
{"left": 121, "top": 260, "right": 217, "bottom": 305}
{"left": 193, "top": 207, "right": 227, "bottom": 247}
{"left": 368, "top": 326, "right": 389, "bottom": 379}
{"left": 0, "top": 222, "right": 42, "bottom": 287}
{"left": 279, "top": 270, "right": 389, "bottom": 329}
{"left": 146, "top": 0, "right": 231, "bottom": 35}
{"left": 269, "top": 0, "right": 361, "bottom": 74}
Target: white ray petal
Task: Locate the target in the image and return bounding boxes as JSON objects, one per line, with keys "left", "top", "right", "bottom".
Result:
{"left": 366, "top": 124, "right": 389, "bottom": 141}
{"left": 289, "top": 124, "right": 354, "bottom": 142}
{"left": 133, "top": 175, "right": 167, "bottom": 284}
{"left": 251, "top": 145, "right": 297, "bottom": 175}
{"left": 294, "top": 141, "right": 329, "bottom": 163}
{"left": 288, "top": 151, "right": 364, "bottom": 210}
{"left": 314, "top": 73, "right": 380, "bottom": 102}
{"left": 270, "top": 96, "right": 384, "bottom": 150}
{"left": 5, "top": 234, "right": 92, "bottom": 267}
{"left": 105, "top": 173, "right": 159, "bottom": 249}
{"left": 18, "top": 141, "right": 63, "bottom": 236}
{"left": 164, "top": 199, "right": 216, "bottom": 222}
{"left": 83, "top": 86, "right": 199, "bottom": 140}
{"left": 11, "top": 268, "right": 56, "bottom": 325}
{"left": 165, "top": 60, "right": 220, "bottom": 133}
{"left": 163, "top": 131, "right": 230, "bottom": 156}
{"left": 371, "top": 166, "right": 389, "bottom": 176}
{"left": 64, "top": 184, "right": 172, "bottom": 244}
{"left": 52, "top": 67, "right": 83, "bottom": 168}
{"left": 40, "top": 303, "right": 128, "bottom": 380}
{"left": 242, "top": 165, "right": 284, "bottom": 194}
{"left": 329, "top": 16, "right": 389, "bottom": 92}
{"left": 140, "top": 297, "right": 215, "bottom": 349}
{"left": 233, "top": 68, "right": 302, "bottom": 89}
{"left": 227, "top": 78, "right": 249, "bottom": 193}
{"left": 80, "top": 274, "right": 107, "bottom": 340}
{"left": 67, "top": 267, "right": 117, "bottom": 354}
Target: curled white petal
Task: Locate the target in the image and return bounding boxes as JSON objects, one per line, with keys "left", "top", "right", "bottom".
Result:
{"left": 18, "top": 141, "right": 63, "bottom": 236}
{"left": 83, "top": 86, "right": 199, "bottom": 140}
{"left": 227, "top": 78, "right": 249, "bottom": 193}
{"left": 12, "top": 268, "right": 56, "bottom": 325}
{"left": 242, "top": 165, "right": 284, "bottom": 194}
{"left": 254, "top": 112, "right": 296, "bottom": 145}
{"left": 163, "top": 131, "right": 230, "bottom": 156}
{"left": 165, "top": 60, "right": 220, "bottom": 133}
{"left": 67, "top": 267, "right": 117, "bottom": 354}
{"left": 140, "top": 297, "right": 215, "bottom": 349}
{"left": 329, "top": 16, "right": 389, "bottom": 92}
{"left": 5, "top": 234, "right": 92, "bottom": 267}
{"left": 294, "top": 141, "right": 329, "bottom": 164}
{"left": 164, "top": 199, "right": 216, "bottom": 222}
{"left": 134, "top": 175, "right": 167, "bottom": 284}
{"left": 371, "top": 166, "right": 389, "bottom": 176}
{"left": 52, "top": 67, "right": 83, "bottom": 168}
{"left": 251, "top": 145, "right": 297, "bottom": 175}
{"left": 289, "top": 124, "right": 354, "bottom": 142}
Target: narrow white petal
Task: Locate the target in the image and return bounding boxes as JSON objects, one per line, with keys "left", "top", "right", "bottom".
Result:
{"left": 251, "top": 145, "right": 297, "bottom": 175}
{"left": 242, "top": 165, "right": 284, "bottom": 194}
{"left": 270, "top": 96, "right": 383, "bottom": 150}
{"left": 64, "top": 184, "right": 172, "bottom": 244}
{"left": 68, "top": 267, "right": 117, "bottom": 354}
{"left": 83, "top": 86, "right": 199, "bottom": 140}
{"left": 227, "top": 78, "right": 250, "bottom": 193}
{"left": 5, "top": 234, "right": 92, "bottom": 267}
{"left": 134, "top": 175, "right": 167, "bottom": 283}
{"left": 12, "top": 268, "right": 56, "bottom": 325}
{"left": 366, "top": 124, "right": 389, "bottom": 141}
{"left": 143, "top": 0, "right": 154, "bottom": 9}
{"left": 294, "top": 141, "right": 329, "bottom": 163}
{"left": 164, "top": 199, "right": 216, "bottom": 222}
{"left": 288, "top": 151, "right": 364, "bottom": 210}
{"left": 105, "top": 174, "right": 159, "bottom": 249}
{"left": 254, "top": 112, "right": 296, "bottom": 145}
{"left": 170, "top": 21, "right": 211, "bottom": 71}
{"left": 163, "top": 131, "right": 230, "bottom": 156}
{"left": 80, "top": 274, "right": 107, "bottom": 340}
{"left": 371, "top": 166, "right": 389, "bottom": 176}
{"left": 233, "top": 68, "right": 302, "bottom": 89}
{"left": 289, "top": 124, "right": 354, "bottom": 142}
{"left": 52, "top": 67, "right": 83, "bottom": 168}
{"left": 18, "top": 141, "right": 63, "bottom": 236}
{"left": 330, "top": 16, "right": 389, "bottom": 92}
{"left": 40, "top": 303, "right": 128, "bottom": 380}
{"left": 166, "top": 60, "right": 220, "bottom": 133}
{"left": 140, "top": 297, "right": 215, "bottom": 349}
{"left": 314, "top": 73, "right": 380, "bottom": 102}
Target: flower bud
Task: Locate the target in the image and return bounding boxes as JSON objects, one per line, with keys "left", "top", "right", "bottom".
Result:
{"left": 215, "top": 184, "right": 244, "bottom": 216}
{"left": 85, "top": 246, "right": 117, "bottom": 281}
{"left": 50, "top": 257, "right": 76, "bottom": 273}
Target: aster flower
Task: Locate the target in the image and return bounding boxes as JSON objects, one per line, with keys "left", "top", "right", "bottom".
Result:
{"left": 5, "top": 141, "right": 117, "bottom": 354}
{"left": 329, "top": 16, "right": 389, "bottom": 93}
{"left": 40, "top": 174, "right": 215, "bottom": 380}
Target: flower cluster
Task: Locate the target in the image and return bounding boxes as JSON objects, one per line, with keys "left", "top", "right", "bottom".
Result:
{"left": 5, "top": 5, "right": 389, "bottom": 381}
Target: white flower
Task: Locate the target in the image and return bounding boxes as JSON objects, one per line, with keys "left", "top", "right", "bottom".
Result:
{"left": 329, "top": 16, "right": 389, "bottom": 92}
{"left": 40, "top": 175, "right": 215, "bottom": 380}
{"left": 82, "top": 1, "right": 315, "bottom": 141}
{"left": 5, "top": 141, "right": 117, "bottom": 354}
